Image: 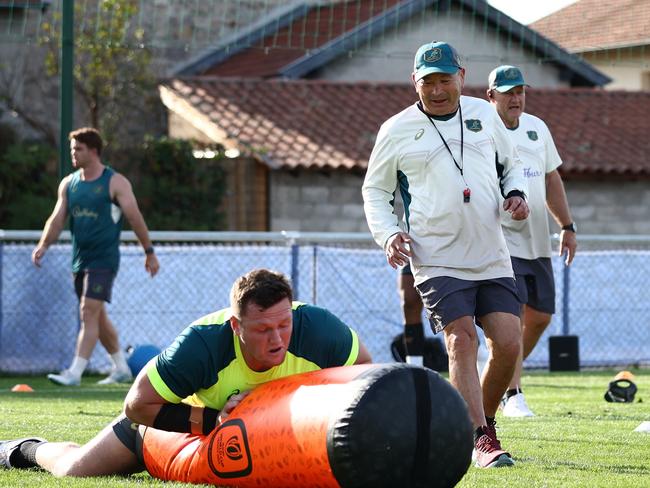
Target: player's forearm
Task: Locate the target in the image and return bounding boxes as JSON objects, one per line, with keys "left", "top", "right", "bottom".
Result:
{"left": 38, "top": 213, "right": 65, "bottom": 248}
{"left": 151, "top": 403, "right": 220, "bottom": 435}
{"left": 362, "top": 187, "right": 401, "bottom": 249}
{"left": 126, "top": 211, "right": 154, "bottom": 251}
{"left": 546, "top": 172, "right": 572, "bottom": 226}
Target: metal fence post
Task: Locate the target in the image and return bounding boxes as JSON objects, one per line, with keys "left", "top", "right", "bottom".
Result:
{"left": 0, "top": 238, "right": 3, "bottom": 352}
{"left": 312, "top": 246, "right": 318, "bottom": 305}
{"left": 291, "top": 243, "right": 299, "bottom": 300}
{"left": 562, "top": 259, "right": 570, "bottom": 335}
{"left": 59, "top": 0, "right": 74, "bottom": 179}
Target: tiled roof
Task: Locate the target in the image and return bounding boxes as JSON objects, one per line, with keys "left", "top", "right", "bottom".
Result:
{"left": 531, "top": 0, "right": 650, "bottom": 52}
{"left": 160, "top": 77, "right": 650, "bottom": 177}
{"left": 204, "top": 0, "right": 402, "bottom": 78}
{"left": 173, "top": 0, "right": 609, "bottom": 87}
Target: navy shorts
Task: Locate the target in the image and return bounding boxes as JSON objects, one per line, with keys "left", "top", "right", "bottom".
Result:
{"left": 511, "top": 257, "right": 555, "bottom": 314}
{"left": 73, "top": 269, "right": 116, "bottom": 303}
{"left": 416, "top": 276, "right": 520, "bottom": 334}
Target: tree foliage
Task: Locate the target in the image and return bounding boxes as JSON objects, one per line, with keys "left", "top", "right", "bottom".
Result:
{"left": 122, "top": 137, "right": 227, "bottom": 231}
{"left": 0, "top": 125, "right": 227, "bottom": 231}
{"left": 41, "top": 0, "right": 157, "bottom": 149}
{"left": 0, "top": 124, "right": 58, "bottom": 229}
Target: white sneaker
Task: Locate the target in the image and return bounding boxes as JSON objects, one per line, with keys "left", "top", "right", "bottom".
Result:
{"left": 476, "top": 342, "right": 489, "bottom": 376}
{"left": 502, "top": 392, "right": 535, "bottom": 417}
{"left": 97, "top": 369, "right": 133, "bottom": 385}
{"left": 47, "top": 369, "right": 81, "bottom": 386}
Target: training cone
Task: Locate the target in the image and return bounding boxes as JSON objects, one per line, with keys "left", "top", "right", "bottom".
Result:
{"left": 11, "top": 384, "right": 34, "bottom": 392}
{"left": 614, "top": 370, "right": 636, "bottom": 382}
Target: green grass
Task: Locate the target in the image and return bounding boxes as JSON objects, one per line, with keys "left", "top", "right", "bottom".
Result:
{"left": 1, "top": 370, "right": 649, "bottom": 487}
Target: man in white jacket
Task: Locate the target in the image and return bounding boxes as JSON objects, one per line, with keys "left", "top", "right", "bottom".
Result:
{"left": 487, "top": 65, "right": 577, "bottom": 418}
{"left": 362, "top": 41, "right": 529, "bottom": 469}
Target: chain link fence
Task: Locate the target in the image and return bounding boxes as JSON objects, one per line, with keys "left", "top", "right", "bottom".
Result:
{"left": 1, "top": 230, "right": 649, "bottom": 374}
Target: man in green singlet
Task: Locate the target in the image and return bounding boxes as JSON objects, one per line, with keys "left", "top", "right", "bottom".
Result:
{"left": 32, "top": 127, "right": 159, "bottom": 386}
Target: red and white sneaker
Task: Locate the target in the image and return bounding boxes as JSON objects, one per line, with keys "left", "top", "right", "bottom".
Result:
{"left": 472, "top": 421, "right": 515, "bottom": 468}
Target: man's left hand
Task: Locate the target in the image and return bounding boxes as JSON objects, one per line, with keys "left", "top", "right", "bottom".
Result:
{"left": 146, "top": 254, "right": 160, "bottom": 277}
{"left": 503, "top": 196, "right": 529, "bottom": 220}
{"left": 560, "top": 230, "right": 577, "bottom": 265}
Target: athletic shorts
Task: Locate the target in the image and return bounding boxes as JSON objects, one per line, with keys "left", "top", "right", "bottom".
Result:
{"left": 511, "top": 257, "right": 555, "bottom": 314}
{"left": 73, "top": 269, "right": 116, "bottom": 303}
{"left": 400, "top": 263, "right": 413, "bottom": 276}
{"left": 112, "top": 415, "right": 144, "bottom": 467}
{"left": 416, "top": 277, "right": 520, "bottom": 334}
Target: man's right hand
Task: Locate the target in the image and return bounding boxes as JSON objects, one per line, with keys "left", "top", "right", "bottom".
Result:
{"left": 384, "top": 232, "right": 413, "bottom": 269}
{"left": 31, "top": 245, "right": 47, "bottom": 268}
{"left": 218, "top": 391, "right": 251, "bottom": 424}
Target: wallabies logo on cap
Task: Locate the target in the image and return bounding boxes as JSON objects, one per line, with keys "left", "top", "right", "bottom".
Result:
{"left": 424, "top": 48, "right": 442, "bottom": 63}
{"left": 504, "top": 68, "right": 520, "bottom": 79}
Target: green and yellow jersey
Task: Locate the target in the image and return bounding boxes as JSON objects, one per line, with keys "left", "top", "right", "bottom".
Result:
{"left": 147, "top": 302, "right": 360, "bottom": 410}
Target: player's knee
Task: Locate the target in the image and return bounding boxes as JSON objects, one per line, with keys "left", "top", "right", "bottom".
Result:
{"left": 79, "top": 307, "right": 101, "bottom": 325}
{"left": 445, "top": 329, "right": 475, "bottom": 358}
{"left": 525, "top": 317, "right": 551, "bottom": 334}
{"left": 492, "top": 335, "right": 520, "bottom": 361}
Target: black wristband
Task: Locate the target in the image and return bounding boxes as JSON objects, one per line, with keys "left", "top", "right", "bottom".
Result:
{"left": 561, "top": 222, "right": 576, "bottom": 233}
{"left": 202, "top": 407, "right": 220, "bottom": 435}
{"left": 144, "top": 246, "right": 155, "bottom": 255}
{"left": 152, "top": 403, "right": 221, "bottom": 435}
{"left": 505, "top": 190, "right": 525, "bottom": 200}
{"left": 153, "top": 403, "right": 191, "bottom": 433}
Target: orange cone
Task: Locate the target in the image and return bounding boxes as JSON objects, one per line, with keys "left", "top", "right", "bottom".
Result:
{"left": 614, "top": 371, "right": 636, "bottom": 382}
{"left": 11, "top": 384, "right": 34, "bottom": 392}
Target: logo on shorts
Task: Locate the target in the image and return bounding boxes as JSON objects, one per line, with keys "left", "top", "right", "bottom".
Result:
{"left": 92, "top": 284, "right": 103, "bottom": 294}
{"left": 465, "top": 119, "right": 482, "bottom": 132}
{"left": 527, "top": 130, "right": 538, "bottom": 141}
{"left": 415, "top": 128, "right": 425, "bottom": 140}
{"left": 208, "top": 419, "right": 252, "bottom": 478}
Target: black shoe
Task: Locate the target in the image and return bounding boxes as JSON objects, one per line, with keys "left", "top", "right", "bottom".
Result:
{"left": 0, "top": 438, "right": 45, "bottom": 468}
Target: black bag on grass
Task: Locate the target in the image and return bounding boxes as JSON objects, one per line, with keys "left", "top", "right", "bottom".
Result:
{"left": 390, "top": 332, "right": 449, "bottom": 372}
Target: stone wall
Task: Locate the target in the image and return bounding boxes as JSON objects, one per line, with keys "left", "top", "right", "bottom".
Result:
{"left": 268, "top": 170, "right": 650, "bottom": 236}
{"left": 270, "top": 170, "right": 369, "bottom": 232}
{"left": 564, "top": 180, "right": 650, "bottom": 235}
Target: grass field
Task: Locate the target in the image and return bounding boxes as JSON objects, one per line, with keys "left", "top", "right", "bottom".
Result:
{"left": 1, "top": 369, "right": 649, "bottom": 487}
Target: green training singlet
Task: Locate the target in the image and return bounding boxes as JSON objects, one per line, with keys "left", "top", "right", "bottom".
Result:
{"left": 67, "top": 167, "right": 123, "bottom": 272}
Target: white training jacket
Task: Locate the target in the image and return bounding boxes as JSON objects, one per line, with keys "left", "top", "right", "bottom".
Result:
{"left": 362, "top": 96, "right": 528, "bottom": 285}
{"left": 499, "top": 112, "right": 562, "bottom": 260}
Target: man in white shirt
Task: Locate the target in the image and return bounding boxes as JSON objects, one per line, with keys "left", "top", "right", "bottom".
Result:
{"left": 363, "top": 41, "right": 529, "bottom": 468}
{"left": 487, "top": 65, "right": 577, "bottom": 417}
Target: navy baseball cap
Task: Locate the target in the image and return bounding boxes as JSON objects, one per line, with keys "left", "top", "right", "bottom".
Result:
{"left": 488, "top": 65, "right": 527, "bottom": 92}
{"left": 413, "top": 41, "right": 462, "bottom": 81}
